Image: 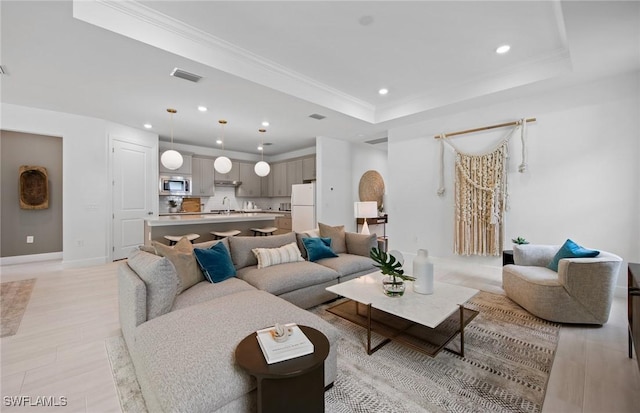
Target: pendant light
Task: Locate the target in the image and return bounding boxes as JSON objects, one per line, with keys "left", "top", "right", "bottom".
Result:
{"left": 160, "top": 108, "right": 184, "bottom": 170}
{"left": 254, "top": 128, "right": 270, "bottom": 177}
{"left": 213, "top": 119, "right": 232, "bottom": 174}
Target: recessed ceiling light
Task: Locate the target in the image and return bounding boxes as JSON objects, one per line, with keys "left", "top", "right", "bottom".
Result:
{"left": 378, "top": 88, "right": 389, "bottom": 95}
{"left": 261, "top": 121, "right": 269, "bottom": 127}
{"left": 197, "top": 106, "right": 207, "bottom": 112}
{"left": 257, "top": 146, "right": 263, "bottom": 151}
{"left": 496, "top": 45, "right": 511, "bottom": 54}
{"left": 143, "top": 123, "right": 152, "bottom": 129}
{"left": 216, "top": 139, "right": 222, "bottom": 145}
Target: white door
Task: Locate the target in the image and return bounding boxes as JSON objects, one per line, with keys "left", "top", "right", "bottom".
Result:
{"left": 112, "top": 139, "right": 155, "bottom": 260}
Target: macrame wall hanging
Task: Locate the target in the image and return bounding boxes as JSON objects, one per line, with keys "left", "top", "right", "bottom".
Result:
{"left": 436, "top": 118, "right": 534, "bottom": 256}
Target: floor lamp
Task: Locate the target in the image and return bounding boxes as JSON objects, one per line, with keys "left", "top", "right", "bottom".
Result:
{"left": 354, "top": 201, "right": 378, "bottom": 235}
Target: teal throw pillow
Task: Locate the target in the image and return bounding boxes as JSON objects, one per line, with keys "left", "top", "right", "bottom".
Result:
{"left": 547, "top": 239, "right": 600, "bottom": 272}
{"left": 193, "top": 242, "right": 237, "bottom": 283}
{"left": 302, "top": 237, "right": 338, "bottom": 262}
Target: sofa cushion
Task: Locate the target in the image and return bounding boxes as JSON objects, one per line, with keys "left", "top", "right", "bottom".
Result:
{"left": 318, "top": 223, "right": 347, "bottom": 254}
{"left": 302, "top": 237, "right": 338, "bottom": 262}
{"left": 132, "top": 290, "right": 339, "bottom": 413}
{"left": 152, "top": 238, "right": 231, "bottom": 293}
{"left": 236, "top": 261, "right": 339, "bottom": 296}
{"left": 153, "top": 239, "right": 203, "bottom": 293}
{"left": 252, "top": 242, "right": 305, "bottom": 269}
{"left": 229, "top": 232, "right": 297, "bottom": 269}
{"left": 316, "top": 253, "right": 376, "bottom": 277}
{"left": 547, "top": 239, "right": 600, "bottom": 272}
{"left": 171, "top": 278, "right": 256, "bottom": 311}
{"left": 193, "top": 242, "right": 237, "bottom": 283}
{"left": 345, "top": 232, "right": 378, "bottom": 257}
{"left": 126, "top": 250, "right": 179, "bottom": 320}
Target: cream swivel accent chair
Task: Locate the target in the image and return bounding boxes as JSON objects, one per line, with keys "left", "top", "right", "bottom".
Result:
{"left": 502, "top": 244, "right": 622, "bottom": 325}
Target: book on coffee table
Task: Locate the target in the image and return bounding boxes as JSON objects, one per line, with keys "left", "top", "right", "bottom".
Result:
{"left": 256, "top": 323, "right": 314, "bottom": 364}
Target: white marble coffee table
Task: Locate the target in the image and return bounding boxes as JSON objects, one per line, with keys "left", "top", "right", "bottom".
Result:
{"left": 326, "top": 271, "right": 479, "bottom": 357}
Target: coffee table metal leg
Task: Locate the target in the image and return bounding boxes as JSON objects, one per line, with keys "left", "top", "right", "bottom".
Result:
{"left": 366, "top": 303, "right": 391, "bottom": 355}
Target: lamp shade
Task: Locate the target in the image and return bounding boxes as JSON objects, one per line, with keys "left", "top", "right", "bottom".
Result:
{"left": 160, "top": 149, "right": 184, "bottom": 170}
{"left": 214, "top": 156, "right": 232, "bottom": 174}
{"left": 354, "top": 201, "right": 378, "bottom": 218}
{"left": 254, "top": 161, "right": 270, "bottom": 177}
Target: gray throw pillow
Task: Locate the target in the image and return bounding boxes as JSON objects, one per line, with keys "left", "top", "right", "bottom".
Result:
{"left": 318, "top": 223, "right": 347, "bottom": 254}
{"left": 127, "top": 249, "right": 179, "bottom": 320}
{"left": 345, "top": 232, "right": 377, "bottom": 257}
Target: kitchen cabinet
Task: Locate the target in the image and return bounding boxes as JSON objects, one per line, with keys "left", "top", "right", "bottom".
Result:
{"left": 236, "top": 162, "right": 262, "bottom": 197}
{"left": 214, "top": 160, "right": 240, "bottom": 182}
{"left": 286, "top": 159, "right": 303, "bottom": 196}
{"left": 275, "top": 215, "right": 292, "bottom": 234}
{"left": 261, "top": 172, "right": 272, "bottom": 197}
{"left": 302, "top": 156, "right": 316, "bottom": 181}
{"left": 191, "top": 157, "right": 215, "bottom": 196}
{"left": 272, "top": 162, "right": 288, "bottom": 197}
{"left": 160, "top": 153, "right": 192, "bottom": 175}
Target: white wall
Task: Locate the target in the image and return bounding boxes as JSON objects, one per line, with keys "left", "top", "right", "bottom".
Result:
{"left": 2, "top": 103, "right": 158, "bottom": 267}
{"left": 387, "top": 72, "right": 640, "bottom": 286}
{"left": 317, "top": 136, "right": 388, "bottom": 232}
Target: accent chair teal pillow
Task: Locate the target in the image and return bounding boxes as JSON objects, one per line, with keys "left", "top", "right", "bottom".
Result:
{"left": 302, "top": 237, "right": 338, "bottom": 262}
{"left": 547, "top": 239, "right": 600, "bottom": 272}
{"left": 193, "top": 242, "right": 237, "bottom": 283}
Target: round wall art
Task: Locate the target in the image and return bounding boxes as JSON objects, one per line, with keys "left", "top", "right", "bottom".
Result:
{"left": 358, "top": 170, "right": 385, "bottom": 211}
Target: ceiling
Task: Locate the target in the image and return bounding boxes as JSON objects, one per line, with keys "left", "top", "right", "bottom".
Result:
{"left": 1, "top": 1, "right": 638, "bottom": 155}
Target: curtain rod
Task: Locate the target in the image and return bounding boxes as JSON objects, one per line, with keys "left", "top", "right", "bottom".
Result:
{"left": 434, "top": 117, "right": 536, "bottom": 139}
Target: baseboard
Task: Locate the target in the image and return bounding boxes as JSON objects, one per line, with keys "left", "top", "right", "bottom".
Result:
{"left": 62, "top": 256, "right": 109, "bottom": 269}
{"left": 0, "top": 252, "right": 63, "bottom": 266}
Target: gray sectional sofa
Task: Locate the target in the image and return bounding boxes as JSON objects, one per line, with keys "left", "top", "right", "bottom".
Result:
{"left": 118, "top": 230, "right": 377, "bottom": 412}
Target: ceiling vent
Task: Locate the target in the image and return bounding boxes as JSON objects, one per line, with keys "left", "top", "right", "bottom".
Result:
{"left": 308, "top": 113, "right": 326, "bottom": 120}
{"left": 365, "top": 137, "right": 388, "bottom": 145}
{"left": 170, "top": 68, "right": 202, "bottom": 83}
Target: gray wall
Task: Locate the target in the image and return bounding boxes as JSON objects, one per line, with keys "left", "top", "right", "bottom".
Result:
{"left": 1, "top": 130, "right": 63, "bottom": 257}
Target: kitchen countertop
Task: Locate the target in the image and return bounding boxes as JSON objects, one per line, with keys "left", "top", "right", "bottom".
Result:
{"left": 147, "top": 212, "right": 284, "bottom": 227}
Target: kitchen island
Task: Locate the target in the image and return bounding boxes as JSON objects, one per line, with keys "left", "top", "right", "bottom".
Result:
{"left": 145, "top": 212, "right": 284, "bottom": 245}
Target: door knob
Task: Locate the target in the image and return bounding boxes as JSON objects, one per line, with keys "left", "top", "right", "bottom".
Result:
{"left": 148, "top": 211, "right": 153, "bottom": 215}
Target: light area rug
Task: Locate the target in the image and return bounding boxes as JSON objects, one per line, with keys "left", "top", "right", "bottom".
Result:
{"left": 106, "top": 291, "right": 559, "bottom": 413}
{"left": 1, "top": 278, "right": 36, "bottom": 337}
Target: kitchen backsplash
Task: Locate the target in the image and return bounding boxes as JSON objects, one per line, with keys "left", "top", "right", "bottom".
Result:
{"left": 160, "top": 187, "right": 291, "bottom": 213}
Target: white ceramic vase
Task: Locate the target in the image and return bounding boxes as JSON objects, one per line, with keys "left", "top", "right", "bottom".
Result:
{"left": 413, "top": 249, "right": 434, "bottom": 295}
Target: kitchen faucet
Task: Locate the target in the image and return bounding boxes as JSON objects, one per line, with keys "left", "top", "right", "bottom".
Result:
{"left": 222, "top": 196, "right": 230, "bottom": 214}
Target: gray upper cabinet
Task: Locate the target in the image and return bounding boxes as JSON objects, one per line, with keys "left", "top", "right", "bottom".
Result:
{"left": 302, "top": 156, "right": 316, "bottom": 181}
{"left": 214, "top": 160, "right": 240, "bottom": 182}
{"left": 192, "top": 157, "right": 215, "bottom": 196}
{"left": 159, "top": 153, "right": 192, "bottom": 175}
{"left": 236, "top": 162, "right": 261, "bottom": 197}
{"left": 261, "top": 171, "right": 272, "bottom": 197}
{"left": 286, "top": 159, "right": 303, "bottom": 196}
{"left": 271, "top": 162, "right": 288, "bottom": 197}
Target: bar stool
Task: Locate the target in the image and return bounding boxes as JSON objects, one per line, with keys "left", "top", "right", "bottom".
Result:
{"left": 164, "top": 233, "right": 200, "bottom": 246}
{"left": 250, "top": 227, "right": 278, "bottom": 236}
{"left": 210, "top": 229, "right": 241, "bottom": 240}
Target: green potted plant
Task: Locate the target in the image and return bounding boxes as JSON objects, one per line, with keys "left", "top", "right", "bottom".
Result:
{"left": 370, "top": 248, "right": 415, "bottom": 297}
{"left": 168, "top": 199, "right": 179, "bottom": 213}
{"left": 511, "top": 236, "right": 529, "bottom": 245}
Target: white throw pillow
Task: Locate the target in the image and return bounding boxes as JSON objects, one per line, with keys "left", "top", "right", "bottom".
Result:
{"left": 252, "top": 242, "right": 305, "bottom": 269}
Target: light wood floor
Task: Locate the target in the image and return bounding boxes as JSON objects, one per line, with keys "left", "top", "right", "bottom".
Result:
{"left": 1, "top": 260, "right": 639, "bottom": 412}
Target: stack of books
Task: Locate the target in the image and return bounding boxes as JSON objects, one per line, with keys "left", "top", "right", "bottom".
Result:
{"left": 256, "top": 323, "right": 314, "bottom": 364}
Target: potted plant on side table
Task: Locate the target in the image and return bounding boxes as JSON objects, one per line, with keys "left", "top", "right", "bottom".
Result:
{"left": 370, "top": 248, "right": 415, "bottom": 297}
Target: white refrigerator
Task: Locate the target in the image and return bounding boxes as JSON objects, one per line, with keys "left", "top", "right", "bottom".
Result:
{"left": 291, "top": 183, "right": 316, "bottom": 232}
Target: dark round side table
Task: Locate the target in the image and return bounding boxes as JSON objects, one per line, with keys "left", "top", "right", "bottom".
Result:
{"left": 235, "top": 325, "right": 330, "bottom": 413}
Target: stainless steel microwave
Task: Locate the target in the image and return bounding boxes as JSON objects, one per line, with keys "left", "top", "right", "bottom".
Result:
{"left": 159, "top": 176, "right": 192, "bottom": 195}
